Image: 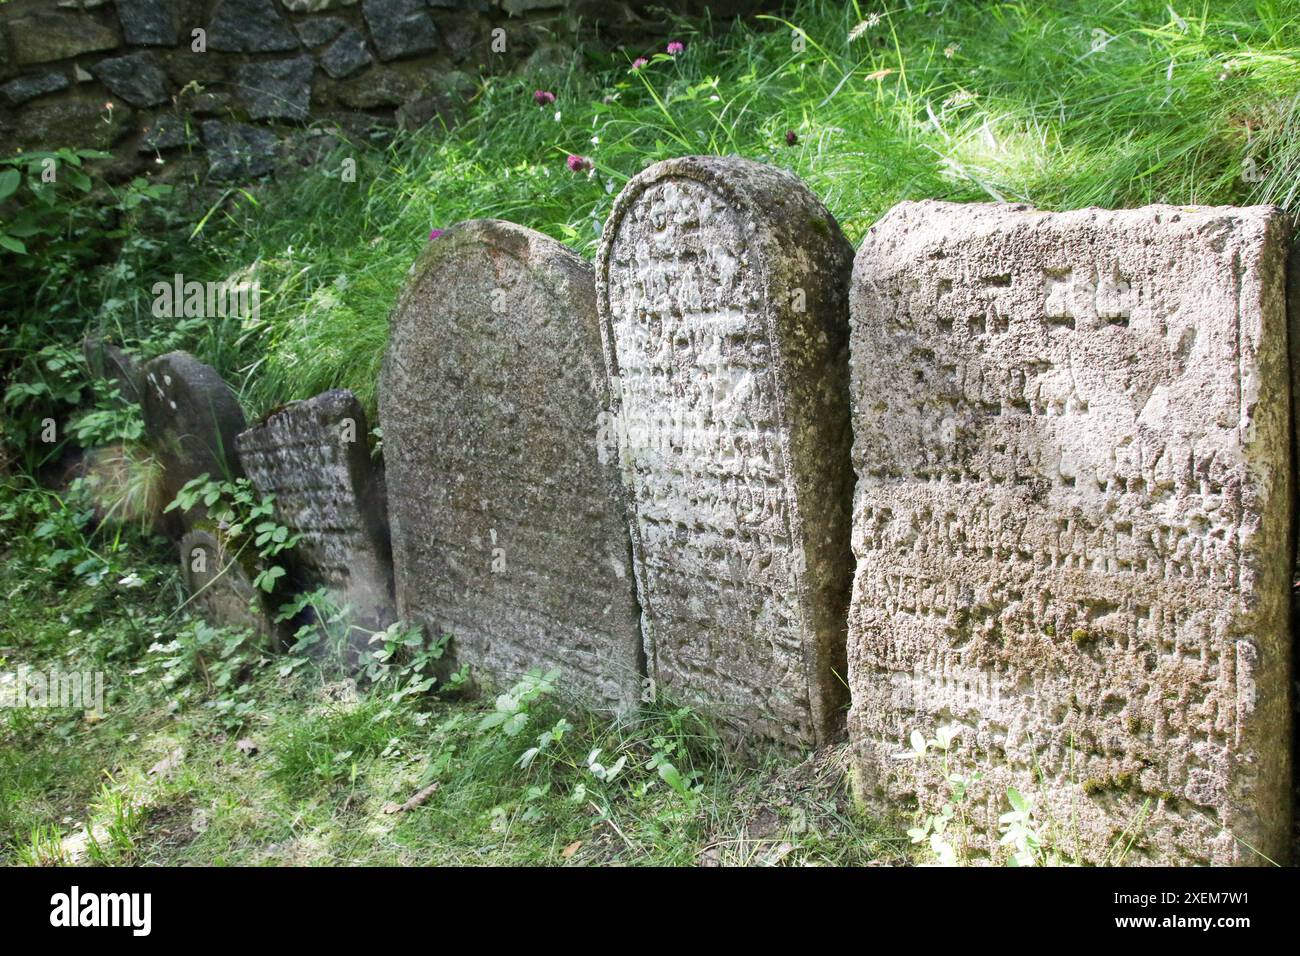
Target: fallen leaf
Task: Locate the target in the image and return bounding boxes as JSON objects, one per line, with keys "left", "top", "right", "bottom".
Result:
{"left": 383, "top": 782, "right": 439, "bottom": 815}
{"left": 235, "top": 738, "right": 258, "bottom": 756}
{"left": 148, "top": 747, "right": 185, "bottom": 778}
{"left": 761, "top": 841, "right": 795, "bottom": 866}
{"left": 560, "top": 840, "right": 582, "bottom": 860}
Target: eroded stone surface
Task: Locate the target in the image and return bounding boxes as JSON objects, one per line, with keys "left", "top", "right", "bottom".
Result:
{"left": 201, "top": 120, "right": 278, "bottom": 181}
{"left": 117, "top": 0, "right": 177, "bottom": 46}
{"left": 208, "top": 0, "right": 299, "bottom": 53}
{"left": 2, "top": 72, "right": 69, "bottom": 106}
{"left": 847, "top": 200, "right": 1293, "bottom": 865}
{"left": 233, "top": 56, "right": 314, "bottom": 121}
{"left": 597, "top": 156, "right": 855, "bottom": 747}
{"left": 381, "top": 219, "right": 642, "bottom": 712}
{"left": 142, "top": 351, "right": 246, "bottom": 531}
{"left": 320, "top": 28, "right": 372, "bottom": 80}
{"left": 362, "top": 0, "right": 439, "bottom": 61}
{"left": 180, "top": 528, "right": 273, "bottom": 645}
{"left": 236, "top": 389, "right": 394, "bottom": 647}
{"left": 92, "top": 52, "right": 169, "bottom": 108}
{"left": 7, "top": 11, "right": 117, "bottom": 64}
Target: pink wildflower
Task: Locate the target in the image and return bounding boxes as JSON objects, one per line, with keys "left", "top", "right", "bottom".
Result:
{"left": 428, "top": 229, "right": 444, "bottom": 240}
{"left": 666, "top": 41, "right": 685, "bottom": 55}
{"left": 785, "top": 130, "right": 798, "bottom": 146}
{"left": 533, "top": 90, "right": 556, "bottom": 106}
{"left": 566, "top": 154, "right": 592, "bottom": 173}
{"left": 631, "top": 56, "right": 649, "bottom": 70}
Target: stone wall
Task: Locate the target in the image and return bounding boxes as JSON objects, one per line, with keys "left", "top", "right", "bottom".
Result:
{"left": 99, "top": 153, "right": 1296, "bottom": 866}
{"left": 0, "top": 0, "right": 768, "bottom": 181}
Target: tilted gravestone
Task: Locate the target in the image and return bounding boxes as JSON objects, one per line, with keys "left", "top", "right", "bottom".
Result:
{"left": 179, "top": 527, "right": 274, "bottom": 645}
{"left": 848, "top": 200, "right": 1293, "bottom": 865}
{"left": 380, "top": 219, "right": 642, "bottom": 712}
{"left": 597, "top": 156, "right": 856, "bottom": 747}
{"left": 141, "top": 351, "right": 246, "bottom": 533}
{"left": 83, "top": 336, "right": 144, "bottom": 408}
{"left": 236, "top": 389, "right": 395, "bottom": 659}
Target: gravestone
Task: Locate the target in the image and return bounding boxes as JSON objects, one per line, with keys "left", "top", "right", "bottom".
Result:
{"left": 848, "top": 200, "right": 1293, "bottom": 865}
{"left": 179, "top": 527, "right": 274, "bottom": 645}
{"left": 83, "top": 336, "right": 143, "bottom": 408}
{"left": 597, "top": 156, "right": 856, "bottom": 747}
{"left": 236, "top": 389, "right": 395, "bottom": 658}
{"left": 141, "top": 351, "right": 246, "bottom": 533}
{"left": 380, "top": 219, "right": 642, "bottom": 711}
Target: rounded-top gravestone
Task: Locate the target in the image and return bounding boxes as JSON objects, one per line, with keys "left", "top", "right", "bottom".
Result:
{"left": 381, "top": 219, "right": 643, "bottom": 712}
{"left": 142, "top": 350, "right": 246, "bottom": 533}
{"left": 597, "top": 155, "right": 856, "bottom": 747}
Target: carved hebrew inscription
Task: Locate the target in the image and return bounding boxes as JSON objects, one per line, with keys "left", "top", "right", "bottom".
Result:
{"left": 381, "top": 219, "right": 642, "bottom": 712}
{"left": 599, "top": 156, "right": 854, "bottom": 746}
{"left": 236, "top": 389, "right": 394, "bottom": 644}
{"left": 848, "top": 200, "right": 1292, "bottom": 865}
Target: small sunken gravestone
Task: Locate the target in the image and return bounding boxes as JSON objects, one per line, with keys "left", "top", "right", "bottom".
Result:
{"left": 142, "top": 351, "right": 246, "bottom": 533}
{"left": 847, "top": 200, "right": 1293, "bottom": 865}
{"left": 179, "top": 527, "right": 273, "bottom": 645}
{"left": 381, "top": 219, "right": 642, "bottom": 711}
{"left": 236, "top": 389, "right": 395, "bottom": 658}
{"left": 597, "top": 156, "right": 856, "bottom": 747}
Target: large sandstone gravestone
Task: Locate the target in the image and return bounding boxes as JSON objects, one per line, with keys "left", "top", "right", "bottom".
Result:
{"left": 142, "top": 351, "right": 247, "bottom": 533}
{"left": 236, "top": 389, "right": 395, "bottom": 658}
{"left": 597, "top": 156, "right": 856, "bottom": 747}
{"left": 848, "top": 200, "right": 1293, "bottom": 865}
{"left": 179, "top": 527, "right": 274, "bottom": 646}
{"left": 381, "top": 219, "right": 642, "bottom": 711}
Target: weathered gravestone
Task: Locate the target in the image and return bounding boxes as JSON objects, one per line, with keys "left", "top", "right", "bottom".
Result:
{"left": 236, "top": 389, "right": 395, "bottom": 659}
{"left": 83, "top": 336, "right": 144, "bottom": 408}
{"left": 142, "top": 351, "right": 247, "bottom": 533}
{"left": 179, "top": 527, "right": 274, "bottom": 645}
{"left": 597, "top": 156, "right": 856, "bottom": 747}
{"left": 848, "top": 200, "right": 1293, "bottom": 865}
{"left": 380, "top": 219, "right": 642, "bottom": 711}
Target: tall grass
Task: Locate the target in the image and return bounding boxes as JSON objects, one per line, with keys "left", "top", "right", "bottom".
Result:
{"left": 187, "top": 0, "right": 1300, "bottom": 415}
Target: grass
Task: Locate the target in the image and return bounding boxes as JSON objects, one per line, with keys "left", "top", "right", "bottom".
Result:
{"left": 155, "top": 0, "right": 1300, "bottom": 419}
{"left": 0, "top": 478, "right": 906, "bottom": 866}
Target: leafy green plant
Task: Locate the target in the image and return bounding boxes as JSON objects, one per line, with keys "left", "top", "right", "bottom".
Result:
{"left": 166, "top": 474, "right": 300, "bottom": 593}
{"left": 896, "top": 725, "right": 1069, "bottom": 866}
{"left": 0, "top": 148, "right": 107, "bottom": 256}
{"left": 476, "top": 668, "right": 562, "bottom": 739}
{"left": 154, "top": 619, "right": 266, "bottom": 730}
{"left": 893, "top": 724, "right": 979, "bottom": 866}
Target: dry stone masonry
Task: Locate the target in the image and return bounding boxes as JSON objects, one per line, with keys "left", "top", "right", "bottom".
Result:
{"left": 0, "top": 0, "right": 742, "bottom": 181}
{"left": 847, "top": 200, "right": 1293, "bottom": 865}
{"left": 381, "top": 219, "right": 642, "bottom": 712}
{"left": 236, "top": 389, "right": 395, "bottom": 652}
{"left": 597, "top": 156, "right": 856, "bottom": 747}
